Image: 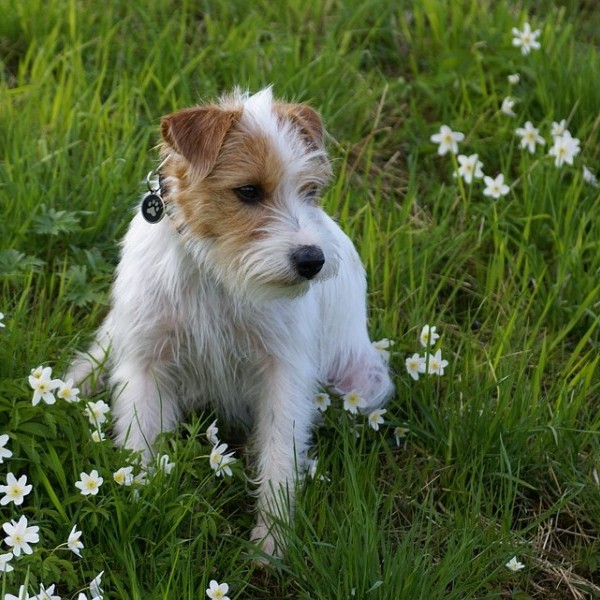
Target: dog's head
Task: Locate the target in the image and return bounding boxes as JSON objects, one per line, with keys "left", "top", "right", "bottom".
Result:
{"left": 158, "top": 88, "right": 339, "bottom": 301}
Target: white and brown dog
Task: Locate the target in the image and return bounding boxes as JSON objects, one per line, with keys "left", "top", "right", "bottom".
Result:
{"left": 68, "top": 87, "right": 393, "bottom": 556}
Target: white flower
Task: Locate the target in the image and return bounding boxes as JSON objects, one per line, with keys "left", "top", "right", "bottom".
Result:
{"left": 507, "top": 73, "right": 520, "bottom": 85}
{"left": 209, "top": 444, "right": 235, "bottom": 478}
{"left": 342, "top": 390, "right": 367, "bottom": 415}
{"left": 0, "top": 434, "right": 12, "bottom": 463}
{"left": 90, "top": 429, "right": 106, "bottom": 443}
{"left": 515, "top": 121, "right": 545, "bottom": 154}
{"left": 206, "top": 420, "right": 219, "bottom": 445}
{"left": 548, "top": 131, "right": 580, "bottom": 167}
{"left": 425, "top": 349, "right": 449, "bottom": 376}
{"left": 4, "top": 585, "right": 30, "bottom": 600}
{"left": 113, "top": 466, "right": 134, "bottom": 486}
{"left": 0, "top": 472, "right": 33, "bottom": 506}
{"left": 206, "top": 580, "right": 230, "bottom": 600}
{"left": 304, "top": 457, "right": 319, "bottom": 479}
{"left": 454, "top": 153, "right": 484, "bottom": 184}
{"left": 0, "top": 312, "right": 5, "bottom": 328}
{"left": 505, "top": 556, "right": 525, "bottom": 571}
{"left": 56, "top": 378, "right": 80, "bottom": 403}
{"left": 0, "top": 551, "right": 14, "bottom": 573}
{"left": 511, "top": 22, "right": 541, "bottom": 55}
{"left": 394, "top": 426, "right": 409, "bottom": 446}
{"left": 483, "top": 173, "right": 510, "bottom": 199}
{"left": 67, "top": 524, "right": 84, "bottom": 557}
{"left": 314, "top": 392, "right": 331, "bottom": 412}
{"left": 367, "top": 408, "right": 386, "bottom": 431}
{"left": 75, "top": 469, "right": 103, "bottom": 496}
{"left": 419, "top": 324, "right": 440, "bottom": 348}
{"left": 29, "top": 366, "right": 61, "bottom": 406}
{"left": 372, "top": 338, "right": 395, "bottom": 361}
{"left": 133, "top": 470, "right": 148, "bottom": 486}
{"left": 30, "top": 365, "right": 45, "bottom": 379}
{"left": 2, "top": 515, "right": 40, "bottom": 556}
{"left": 84, "top": 400, "right": 110, "bottom": 426}
{"left": 430, "top": 125, "right": 464, "bottom": 155}
{"left": 405, "top": 353, "right": 426, "bottom": 381}
{"left": 90, "top": 571, "right": 104, "bottom": 599}
{"left": 583, "top": 165, "right": 598, "bottom": 187}
{"left": 501, "top": 97, "right": 517, "bottom": 117}
{"left": 156, "top": 454, "right": 175, "bottom": 475}
{"left": 551, "top": 119, "right": 567, "bottom": 138}
{"left": 33, "top": 584, "right": 61, "bottom": 600}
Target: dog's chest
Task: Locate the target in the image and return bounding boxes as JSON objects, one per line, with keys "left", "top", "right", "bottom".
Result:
{"left": 171, "top": 283, "right": 271, "bottom": 408}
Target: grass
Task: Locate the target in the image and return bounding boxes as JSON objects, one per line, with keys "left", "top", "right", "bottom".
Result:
{"left": 1, "top": 0, "right": 599, "bottom": 598}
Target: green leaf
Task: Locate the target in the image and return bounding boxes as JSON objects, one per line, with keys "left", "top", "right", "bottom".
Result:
{"left": 32, "top": 204, "right": 82, "bottom": 236}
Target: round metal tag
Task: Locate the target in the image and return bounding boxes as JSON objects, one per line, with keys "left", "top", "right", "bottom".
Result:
{"left": 141, "top": 193, "right": 165, "bottom": 224}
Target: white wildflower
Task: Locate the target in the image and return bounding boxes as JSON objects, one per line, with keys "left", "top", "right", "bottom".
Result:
{"left": 342, "top": 390, "right": 367, "bottom": 415}
{"left": 501, "top": 97, "right": 517, "bottom": 117}
{"left": 74, "top": 470, "right": 103, "bottom": 496}
{"left": 67, "top": 524, "right": 84, "bottom": 557}
{"left": 511, "top": 22, "right": 541, "bottom": 55}
{"left": 405, "top": 353, "right": 426, "bottom": 381}
{"left": 367, "top": 408, "right": 386, "bottom": 431}
{"left": 505, "top": 556, "right": 525, "bottom": 571}
{"left": 206, "top": 420, "right": 219, "bottom": 446}
{"left": 314, "top": 392, "right": 331, "bottom": 412}
{"left": 515, "top": 121, "right": 545, "bottom": 154}
{"left": 483, "top": 173, "right": 510, "bottom": 199}
{"left": 430, "top": 125, "right": 464, "bottom": 155}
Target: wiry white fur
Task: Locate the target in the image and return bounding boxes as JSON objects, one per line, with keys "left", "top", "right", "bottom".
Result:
{"left": 67, "top": 89, "right": 394, "bottom": 558}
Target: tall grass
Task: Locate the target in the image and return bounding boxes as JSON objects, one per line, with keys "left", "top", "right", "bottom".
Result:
{"left": 1, "top": 0, "right": 599, "bottom": 598}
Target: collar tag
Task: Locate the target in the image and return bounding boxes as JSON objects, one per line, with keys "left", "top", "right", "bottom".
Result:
{"left": 141, "top": 164, "right": 167, "bottom": 224}
{"left": 141, "top": 192, "right": 165, "bottom": 223}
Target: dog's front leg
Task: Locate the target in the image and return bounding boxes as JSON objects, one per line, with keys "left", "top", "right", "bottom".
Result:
{"left": 110, "top": 362, "right": 181, "bottom": 462}
{"left": 249, "top": 358, "right": 315, "bottom": 558}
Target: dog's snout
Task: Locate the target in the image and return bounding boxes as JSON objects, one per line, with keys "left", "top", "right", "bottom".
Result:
{"left": 291, "top": 245, "right": 325, "bottom": 280}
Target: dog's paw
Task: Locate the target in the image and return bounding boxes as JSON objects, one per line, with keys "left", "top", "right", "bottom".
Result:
{"left": 250, "top": 523, "right": 281, "bottom": 564}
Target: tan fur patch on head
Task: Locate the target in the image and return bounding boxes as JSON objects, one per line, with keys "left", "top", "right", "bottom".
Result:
{"left": 275, "top": 102, "right": 326, "bottom": 150}
{"left": 170, "top": 128, "right": 280, "bottom": 243}
{"left": 160, "top": 93, "right": 332, "bottom": 262}
{"left": 160, "top": 106, "right": 240, "bottom": 179}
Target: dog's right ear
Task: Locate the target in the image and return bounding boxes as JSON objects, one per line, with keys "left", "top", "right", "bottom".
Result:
{"left": 160, "top": 107, "right": 238, "bottom": 179}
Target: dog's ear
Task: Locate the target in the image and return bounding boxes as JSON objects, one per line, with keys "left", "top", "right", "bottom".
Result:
{"left": 285, "top": 104, "right": 326, "bottom": 149}
{"left": 161, "top": 107, "right": 238, "bottom": 178}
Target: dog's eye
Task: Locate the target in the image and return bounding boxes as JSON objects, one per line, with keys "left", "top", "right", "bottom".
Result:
{"left": 234, "top": 185, "right": 263, "bottom": 203}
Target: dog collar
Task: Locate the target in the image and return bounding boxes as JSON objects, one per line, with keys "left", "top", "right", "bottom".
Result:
{"left": 141, "top": 159, "right": 169, "bottom": 224}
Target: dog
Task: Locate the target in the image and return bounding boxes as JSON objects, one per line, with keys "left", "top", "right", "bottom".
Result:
{"left": 68, "top": 87, "right": 394, "bottom": 557}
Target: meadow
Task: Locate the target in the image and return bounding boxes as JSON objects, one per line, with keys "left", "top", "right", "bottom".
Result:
{"left": 1, "top": 0, "right": 599, "bottom": 598}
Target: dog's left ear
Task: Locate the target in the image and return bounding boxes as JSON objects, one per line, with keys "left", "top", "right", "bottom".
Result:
{"left": 284, "top": 104, "right": 326, "bottom": 150}
{"left": 160, "top": 106, "right": 239, "bottom": 179}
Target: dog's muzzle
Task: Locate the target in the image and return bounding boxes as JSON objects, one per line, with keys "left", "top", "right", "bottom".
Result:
{"left": 291, "top": 245, "right": 325, "bottom": 280}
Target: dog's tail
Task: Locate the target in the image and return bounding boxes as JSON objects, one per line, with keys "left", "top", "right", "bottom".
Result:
{"left": 66, "top": 333, "right": 110, "bottom": 397}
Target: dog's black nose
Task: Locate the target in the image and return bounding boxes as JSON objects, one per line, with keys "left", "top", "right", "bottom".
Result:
{"left": 291, "top": 245, "right": 325, "bottom": 280}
